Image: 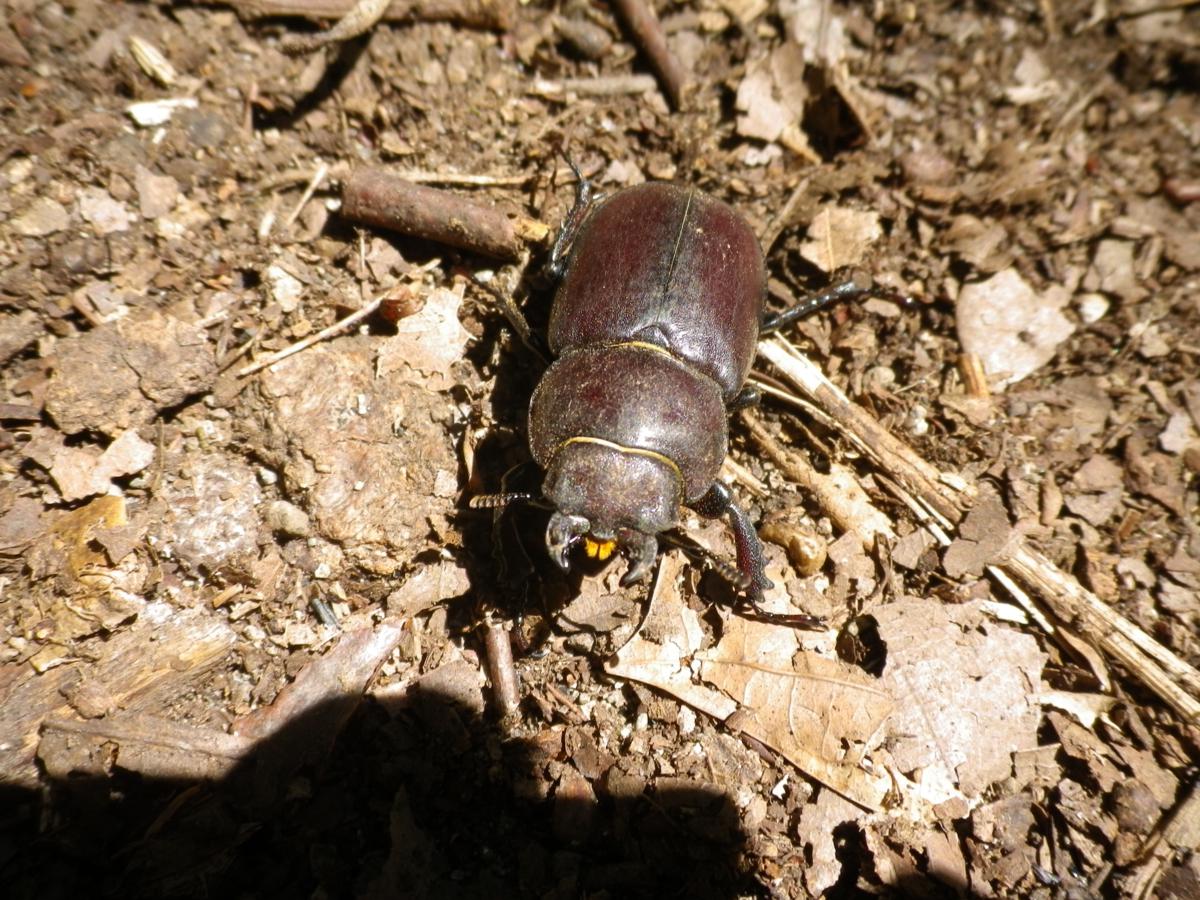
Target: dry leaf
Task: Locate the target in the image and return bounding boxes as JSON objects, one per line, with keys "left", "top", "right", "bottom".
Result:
{"left": 695, "top": 615, "right": 892, "bottom": 767}
{"left": 875, "top": 598, "right": 1046, "bottom": 799}
{"left": 956, "top": 268, "right": 1074, "bottom": 389}
{"left": 799, "top": 206, "right": 882, "bottom": 272}
{"left": 47, "top": 430, "right": 148, "bottom": 504}
{"left": 377, "top": 285, "right": 470, "bottom": 391}
{"left": 606, "top": 554, "right": 893, "bottom": 810}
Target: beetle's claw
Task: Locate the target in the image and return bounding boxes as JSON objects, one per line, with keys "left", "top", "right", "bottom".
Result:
{"left": 619, "top": 531, "right": 658, "bottom": 586}
{"left": 546, "top": 512, "right": 590, "bottom": 572}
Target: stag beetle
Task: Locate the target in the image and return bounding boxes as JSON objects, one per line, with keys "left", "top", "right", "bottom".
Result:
{"left": 475, "top": 167, "right": 870, "bottom": 623}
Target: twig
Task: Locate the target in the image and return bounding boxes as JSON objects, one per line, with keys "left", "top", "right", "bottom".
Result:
{"left": 757, "top": 336, "right": 1200, "bottom": 723}
{"left": 220, "top": 0, "right": 515, "bottom": 30}
{"left": 237, "top": 291, "right": 387, "bottom": 377}
{"left": 481, "top": 619, "right": 521, "bottom": 718}
{"left": 611, "top": 0, "right": 693, "bottom": 109}
{"left": 530, "top": 74, "right": 659, "bottom": 98}
{"left": 283, "top": 160, "right": 328, "bottom": 228}
{"left": 342, "top": 167, "right": 535, "bottom": 260}
{"left": 742, "top": 412, "right": 895, "bottom": 547}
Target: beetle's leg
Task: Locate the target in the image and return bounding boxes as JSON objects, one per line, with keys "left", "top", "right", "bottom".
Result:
{"left": 692, "top": 483, "right": 827, "bottom": 629}
{"left": 470, "top": 462, "right": 542, "bottom": 614}
{"left": 469, "top": 274, "right": 549, "bottom": 364}
{"left": 545, "top": 156, "right": 598, "bottom": 281}
{"left": 727, "top": 385, "right": 761, "bottom": 413}
{"left": 692, "top": 482, "right": 772, "bottom": 601}
{"left": 760, "top": 270, "right": 874, "bottom": 334}
{"left": 469, "top": 491, "right": 537, "bottom": 509}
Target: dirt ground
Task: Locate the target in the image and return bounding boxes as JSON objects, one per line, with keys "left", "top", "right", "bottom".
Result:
{"left": 1, "top": 0, "right": 1199, "bottom": 897}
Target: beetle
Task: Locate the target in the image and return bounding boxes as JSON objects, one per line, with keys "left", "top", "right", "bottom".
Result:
{"left": 477, "top": 169, "right": 870, "bottom": 623}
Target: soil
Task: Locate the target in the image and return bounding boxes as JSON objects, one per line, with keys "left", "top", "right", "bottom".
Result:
{"left": 1, "top": 1, "right": 1198, "bottom": 898}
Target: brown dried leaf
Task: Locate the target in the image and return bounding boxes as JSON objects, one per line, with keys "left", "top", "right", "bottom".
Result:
{"left": 377, "top": 285, "right": 471, "bottom": 391}
{"left": 875, "top": 598, "right": 1046, "bottom": 799}
{"left": 799, "top": 206, "right": 882, "bottom": 273}
{"left": 606, "top": 554, "right": 892, "bottom": 810}
{"left": 696, "top": 616, "right": 892, "bottom": 766}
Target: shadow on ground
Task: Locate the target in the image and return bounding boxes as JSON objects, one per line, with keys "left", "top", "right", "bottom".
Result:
{"left": 0, "top": 684, "right": 768, "bottom": 900}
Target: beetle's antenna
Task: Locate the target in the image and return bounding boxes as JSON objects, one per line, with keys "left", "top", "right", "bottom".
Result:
{"left": 470, "top": 492, "right": 537, "bottom": 509}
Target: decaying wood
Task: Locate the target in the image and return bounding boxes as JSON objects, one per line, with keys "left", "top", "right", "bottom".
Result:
{"left": 279, "top": 0, "right": 390, "bottom": 53}
{"left": 232, "top": 617, "right": 405, "bottom": 743}
{"left": 39, "top": 714, "right": 253, "bottom": 781}
{"left": 1122, "top": 775, "right": 1200, "bottom": 899}
{"left": 481, "top": 619, "right": 520, "bottom": 719}
{"left": 757, "top": 336, "right": 1200, "bottom": 724}
{"left": 0, "top": 608, "right": 236, "bottom": 788}
{"left": 36, "top": 618, "right": 407, "bottom": 790}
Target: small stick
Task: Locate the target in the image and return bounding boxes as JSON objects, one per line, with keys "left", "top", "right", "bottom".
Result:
{"left": 221, "top": 0, "right": 515, "bottom": 30}
{"left": 342, "top": 167, "right": 525, "bottom": 260}
{"left": 283, "top": 160, "right": 328, "bottom": 228}
{"left": 279, "top": 0, "right": 390, "bottom": 54}
{"left": 531, "top": 74, "right": 659, "bottom": 98}
{"left": 238, "top": 291, "right": 388, "bottom": 377}
{"left": 957, "top": 351, "right": 991, "bottom": 398}
{"left": 481, "top": 619, "right": 521, "bottom": 718}
{"left": 611, "top": 0, "right": 693, "bottom": 109}
{"left": 743, "top": 411, "right": 895, "bottom": 548}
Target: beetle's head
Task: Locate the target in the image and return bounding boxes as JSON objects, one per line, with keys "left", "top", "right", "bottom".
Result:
{"left": 543, "top": 438, "right": 682, "bottom": 586}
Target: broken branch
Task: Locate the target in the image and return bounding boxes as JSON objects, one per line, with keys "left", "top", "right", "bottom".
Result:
{"left": 342, "top": 167, "right": 540, "bottom": 261}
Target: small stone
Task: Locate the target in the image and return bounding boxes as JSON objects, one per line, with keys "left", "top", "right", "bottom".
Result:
{"left": 14, "top": 197, "right": 70, "bottom": 236}
{"left": 266, "top": 500, "right": 310, "bottom": 537}
{"left": 78, "top": 187, "right": 132, "bottom": 235}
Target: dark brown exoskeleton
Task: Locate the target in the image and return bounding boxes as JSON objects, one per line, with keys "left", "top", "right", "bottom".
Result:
{"left": 477, "top": 169, "right": 870, "bottom": 624}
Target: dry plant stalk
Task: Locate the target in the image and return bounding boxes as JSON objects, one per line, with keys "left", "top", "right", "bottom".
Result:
{"left": 755, "top": 336, "right": 1200, "bottom": 724}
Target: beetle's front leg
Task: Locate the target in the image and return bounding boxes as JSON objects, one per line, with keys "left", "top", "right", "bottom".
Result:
{"left": 693, "top": 482, "right": 825, "bottom": 629}
{"left": 692, "top": 482, "right": 772, "bottom": 602}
